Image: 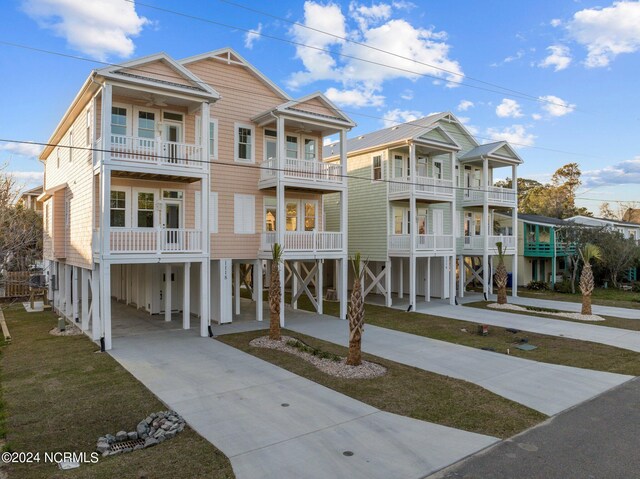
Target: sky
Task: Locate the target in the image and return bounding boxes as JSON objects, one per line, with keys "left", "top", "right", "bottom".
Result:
{"left": 1, "top": 0, "right": 640, "bottom": 214}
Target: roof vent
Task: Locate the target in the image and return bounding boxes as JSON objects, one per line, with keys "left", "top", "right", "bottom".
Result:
{"left": 357, "top": 135, "right": 365, "bottom": 140}
{"left": 391, "top": 126, "right": 399, "bottom": 130}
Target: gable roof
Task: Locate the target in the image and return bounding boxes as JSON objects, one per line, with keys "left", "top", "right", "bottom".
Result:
{"left": 566, "top": 215, "right": 640, "bottom": 228}
{"left": 179, "top": 47, "right": 290, "bottom": 100}
{"left": 517, "top": 213, "right": 568, "bottom": 227}
{"left": 458, "top": 141, "right": 523, "bottom": 163}
{"left": 96, "top": 52, "right": 219, "bottom": 99}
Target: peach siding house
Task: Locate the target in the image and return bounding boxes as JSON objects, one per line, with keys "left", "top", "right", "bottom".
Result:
{"left": 40, "top": 48, "right": 354, "bottom": 350}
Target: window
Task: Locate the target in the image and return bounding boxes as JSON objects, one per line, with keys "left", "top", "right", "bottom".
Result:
{"left": 138, "top": 111, "right": 155, "bottom": 139}
{"left": 110, "top": 191, "right": 126, "bottom": 227}
{"left": 304, "top": 138, "right": 316, "bottom": 161}
{"left": 234, "top": 194, "right": 255, "bottom": 234}
{"left": 304, "top": 201, "right": 316, "bottom": 231}
{"left": 264, "top": 198, "right": 277, "bottom": 232}
{"left": 417, "top": 210, "right": 427, "bottom": 235}
{"left": 394, "top": 209, "right": 404, "bottom": 234}
{"left": 474, "top": 214, "right": 482, "bottom": 235}
{"left": 137, "top": 192, "right": 154, "bottom": 228}
{"left": 235, "top": 124, "right": 254, "bottom": 163}
{"left": 394, "top": 155, "right": 404, "bottom": 178}
{"left": 163, "top": 112, "right": 183, "bottom": 122}
{"left": 433, "top": 161, "right": 442, "bottom": 179}
{"left": 209, "top": 120, "right": 218, "bottom": 159}
{"left": 455, "top": 165, "right": 459, "bottom": 187}
{"left": 286, "top": 202, "right": 298, "bottom": 231}
{"left": 163, "top": 190, "right": 183, "bottom": 199}
{"left": 264, "top": 129, "right": 277, "bottom": 161}
{"left": 286, "top": 135, "right": 298, "bottom": 159}
{"left": 417, "top": 157, "right": 428, "bottom": 177}
{"left": 372, "top": 155, "right": 382, "bottom": 180}
{"left": 111, "top": 107, "right": 127, "bottom": 135}
{"left": 86, "top": 109, "right": 91, "bottom": 146}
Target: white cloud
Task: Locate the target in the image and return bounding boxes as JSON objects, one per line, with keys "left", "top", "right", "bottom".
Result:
{"left": 0, "top": 141, "right": 43, "bottom": 157}
{"left": 495, "top": 98, "right": 523, "bottom": 118}
{"left": 539, "top": 95, "right": 576, "bottom": 117}
{"left": 244, "top": 23, "right": 263, "bottom": 49}
{"left": 8, "top": 171, "right": 44, "bottom": 186}
{"left": 532, "top": 113, "right": 542, "bottom": 120}
{"left": 583, "top": 157, "right": 640, "bottom": 187}
{"left": 382, "top": 108, "right": 423, "bottom": 127}
{"left": 567, "top": 1, "right": 640, "bottom": 68}
{"left": 486, "top": 125, "right": 536, "bottom": 148}
{"left": 400, "top": 89, "right": 414, "bottom": 100}
{"left": 491, "top": 49, "right": 525, "bottom": 67}
{"left": 538, "top": 44, "right": 572, "bottom": 71}
{"left": 457, "top": 99, "right": 474, "bottom": 111}
{"left": 457, "top": 116, "right": 478, "bottom": 135}
{"left": 325, "top": 85, "right": 385, "bottom": 107}
{"left": 22, "top": 0, "right": 149, "bottom": 60}
{"left": 288, "top": 1, "right": 464, "bottom": 106}
{"left": 550, "top": 18, "right": 562, "bottom": 27}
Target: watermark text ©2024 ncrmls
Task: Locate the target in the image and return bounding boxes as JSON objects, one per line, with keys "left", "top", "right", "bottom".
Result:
{"left": 1, "top": 451, "right": 100, "bottom": 464}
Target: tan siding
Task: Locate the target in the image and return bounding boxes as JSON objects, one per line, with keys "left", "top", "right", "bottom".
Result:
{"left": 122, "top": 60, "right": 193, "bottom": 87}
{"left": 291, "top": 97, "right": 337, "bottom": 118}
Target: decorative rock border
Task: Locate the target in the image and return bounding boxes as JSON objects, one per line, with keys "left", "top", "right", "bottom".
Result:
{"left": 487, "top": 302, "right": 606, "bottom": 321}
{"left": 96, "top": 411, "right": 185, "bottom": 456}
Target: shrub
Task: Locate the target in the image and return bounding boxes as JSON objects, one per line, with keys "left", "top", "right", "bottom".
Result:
{"left": 632, "top": 281, "right": 640, "bottom": 293}
{"left": 526, "top": 280, "right": 549, "bottom": 291}
{"left": 554, "top": 279, "right": 574, "bottom": 294}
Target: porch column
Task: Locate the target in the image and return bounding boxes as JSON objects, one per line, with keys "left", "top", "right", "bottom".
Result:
{"left": 165, "top": 264, "right": 172, "bottom": 322}
{"left": 279, "top": 261, "right": 285, "bottom": 327}
{"left": 458, "top": 255, "right": 465, "bottom": 298}
{"left": 64, "top": 264, "right": 72, "bottom": 318}
{"left": 276, "top": 115, "right": 286, "bottom": 325}
{"left": 449, "top": 255, "right": 456, "bottom": 305}
{"left": 317, "top": 260, "right": 323, "bottom": 315}
{"left": 92, "top": 264, "right": 100, "bottom": 340}
{"left": 234, "top": 262, "right": 241, "bottom": 316}
{"left": 385, "top": 260, "right": 392, "bottom": 307}
{"left": 425, "top": 257, "right": 431, "bottom": 302}
{"left": 398, "top": 258, "right": 403, "bottom": 299}
{"left": 409, "top": 142, "right": 417, "bottom": 310}
{"left": 100, "top": 261, "right": 112, "bottom": 350}
{"left": 489, "top": 256, "right": 494, "bottom": 295}
{"left": 200, "top": 259, "right": 210, "bottom": 337}
{"left": 254, "top": 259, "right": 263, "bottom": 322}
{"left": 72, "top": 266, "right": 79, "bottom": 322}
{"left": 183, "top": 262, "right": 191, "bottom": 330}
{"left": 81, "top": 268, "right": 89, "bottom": 331}
{"left": 339, "top": 127, "right": 348, "bottom": 269}
{"left": 339, "top": 257, "right": 348, "bottom": 320}
{"left": 291, "top": 261, "right": 298, "bottom": 309}
{"left": 511, "top": 164, "right": 519, "bottom": 297}
{"left": 482, "top": 157, "right": 489, "bottom": 297}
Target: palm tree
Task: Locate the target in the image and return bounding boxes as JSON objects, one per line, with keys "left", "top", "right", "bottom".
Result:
{"left": 494, "top": 241, "right": 509, "bottom": 305}
{"left": 269, "top": 243, "right": 283, "bottom": 340}
{"left": 579, "top": 243, "right": 602, "bottom": 315}
{"left": 346, "top": 252, "right": 367, "bottom": 366}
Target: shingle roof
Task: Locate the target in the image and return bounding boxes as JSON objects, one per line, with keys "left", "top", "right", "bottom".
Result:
{"left": 322, "top": 112, "right": 447, "bottom": 158}
{"left": 517, "top": 214, "right": 568, "bottom": 226}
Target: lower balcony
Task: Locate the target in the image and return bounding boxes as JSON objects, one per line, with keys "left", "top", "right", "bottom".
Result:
{"left": 95, "top": 228, "right": 203, "bottom": 254}
{"left": 388, "top": 176, "right": 454, "bottom": 201}
{"left": 462, "top": 235, "right": 516, "bottom": 254}
{"left": 259, "top": 157, "right": 344, "bottom": 190}
{"left": 260, "top": 231, "right": 344, "bottom": 254}
{"left": 462, "top": 186, "right": 517, "bottom": 207}
{"left": 524, "top": 241, "right": 576, "bottom": 257}
{"left": 388, "top": 234, "right": 455, "bottom": 255}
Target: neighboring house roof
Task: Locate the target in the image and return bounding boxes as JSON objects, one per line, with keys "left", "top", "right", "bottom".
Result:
{"left": 322, "top": 112, "right": 455, "bottom": 158}
{"left": 458, "top": 141, "right": 523, "bottom": 164}
{"left": 622, "top": 208, "right": 640, "bottom": 224}
{"left": 20, "top": 185, "right": 43, "bottom": 197}
{"left": 517, "top": 214, "right": 568, "bottom": 227}
{"left": 566, "top": 215, "right": 640, "bottom": 228}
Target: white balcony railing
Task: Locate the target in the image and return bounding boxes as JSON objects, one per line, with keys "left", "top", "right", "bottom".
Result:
{"left": 106, "top": 228, "right": 202, "bottom": 254}
{"left": 388, "top": 234, "right": 454, "bottom": 252}
{"left": 463, "top": 235, "right": 516, "bottom": 251}
{"left": 260, "top": 157, "right": 343, "bottom": 185}
{"left": 98, "top": 135, "right": 203, "bottom": 170}
{"left": 389, "top": 176, "right": 454, "bottom": 198}
{"left": 463, "top": 186, "right": 516, "bottom": 205}
{"left": 261, "top": 231, "right": 343, "bottom": 252}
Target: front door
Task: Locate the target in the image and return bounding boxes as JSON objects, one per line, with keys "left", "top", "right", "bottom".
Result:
{"left": 433, "top": 209, "right": 444, "bottom": 236}
{"left": 163, "top": 201, "right": 181, "bottom": 249}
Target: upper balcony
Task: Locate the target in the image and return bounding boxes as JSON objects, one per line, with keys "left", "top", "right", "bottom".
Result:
{"left": 94, "top": 227, "right": 205, "bottom": 256}
{"left": 461, "top": 235, "right": 516, "bottom": 255}
{"left": 260, "top": 231, "right": 345, "bottom": 259}
{"left": 389, "top": 175, "right": 454, "bottom": 202}
{"left": 461, "top": 186, "right": 517, "bottom": 207}
{"left": 388, "top": 234, "right": 455, "bottom": 256}
{"left": 259, "top": 157, "right": 345, "bottom": 191}
{"left": 524, "top": 241, "right": 576, "bottom": 257}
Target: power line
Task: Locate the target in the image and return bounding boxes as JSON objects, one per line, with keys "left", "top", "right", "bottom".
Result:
{"left": 0, "top": 138, "right": 630, "bottom": 203}
{"left": 0, "top": 40, "right": 610, "bottom": 161}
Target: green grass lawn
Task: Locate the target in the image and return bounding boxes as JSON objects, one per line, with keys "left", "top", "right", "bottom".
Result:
{"left": 518, "top": 288, "right": 640, "bottom": 310}
{"left": 0, "top": 305, "right": 234, "bottom": 479}
{"left": 465, "top": 300, "right": 640, "bottom": 332}
{"left": 291, "top": 295, "right": 640, "bottom": 377}
{"left": 218, "top": 329, "right": 545, "bottom": 439}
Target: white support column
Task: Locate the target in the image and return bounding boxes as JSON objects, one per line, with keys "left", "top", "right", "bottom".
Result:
{"left": 254, "top": 259, "right": 263, "bottom": 322}
{"left": 100, "top": 261, "right": 112, "bottom": 350}
{"left": 398, "top": 258, "right": 403, "bottom": 299}
{"left": 317, "top": 260, "right": 323, "bottom": 315}
{"left": 409, "top": 142, "right": 417, "bottom": 311}
{"left": 426, "top": 257, "right": 431, "bottom": 302}
{"left": 339, "top": 257, "right": 348, "bottom": 320}
{"left": 183, "top": 262, "right": 191, "bottom": 330}
{"left": 482, "top": 157, "right": 489, "bottom": 297}
{"left": 165, "top": 264, "right": 172, "bottom": 322}
{"left": 511, "top": 164, "right": 519, "bottom": 297}
{"left": 64, "top": 264, "right": 72, "bottom": 318}
{"left": 458, "top": 255, "right": 465, "bottom": 298}
{"left": 91, "top": 264, "right": 100, "bottom": 340}
{"left": 81, "top": 268, "right": 89, "bottom": 330}
{"left": 385, "top": 260, "right": 392, "bottom": 307}
{"left": 72, "top": 266, "right": 79, "bottom": 322}
{"left": 489, "top": 255, "right": 494, "bottom": 295}
{"left": 339, "top": 128, "right": 348, "bottom": 257}
{"left": 234, "top": 262, "right": 241, "bottom": 316}
{"left": 278, "top": 261, "right": 285, "bottom": 327}
{"left": 449, "top": 255, "right": 456, "bottom": 305}
{"left": 200, "top": 259, "right": 210, "bottom": 336}
{"left": 291, "top": 261, "right": 298, "bottom": 309}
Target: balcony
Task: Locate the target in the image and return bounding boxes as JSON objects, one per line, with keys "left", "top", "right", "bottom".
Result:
{"left": 462, "top": 235, "right": 516, "bottom": 254}
{"left": 95, "top": 228, "right": 203, "bottom": 255}
{"left": 388, "top": 234, "right": 455, "bottom": 255}
{"left": 389, "top": 176, "right": 454, "bottom": 201}
{"left": 259, "top": 157, "right": 344, "bottom": 190}
{"left": 260, "top": 231, "right": 344, "bottom": 254}
{"left": 524, "top": 241, "right": 576, "bottom": 257}
{"left": 96, "top": 135, "right": 205, "bottom": 174}
{"left": 462, "top": 186, "right": 516, "bottom": 207}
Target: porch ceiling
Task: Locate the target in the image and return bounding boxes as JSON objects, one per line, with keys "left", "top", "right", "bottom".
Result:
{"left": 111, "top": 170, "right": 201, "bottom": 183}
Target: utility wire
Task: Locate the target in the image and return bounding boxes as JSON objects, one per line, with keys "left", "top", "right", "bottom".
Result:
{"left": 0, "top": 40, "right": 608, "bottom": 161}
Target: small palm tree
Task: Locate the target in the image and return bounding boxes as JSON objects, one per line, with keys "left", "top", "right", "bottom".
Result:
{"left": 346, "top": 252, "right": 367, "bottom": 366}
{"left": 269, "top": 243, "right": 283, "bottom": 340}
{"left": 494, "top": 241, "right": 509, "bottom": 305}
{"left": 579, "top": 243, "right": 602, "bottom": 315}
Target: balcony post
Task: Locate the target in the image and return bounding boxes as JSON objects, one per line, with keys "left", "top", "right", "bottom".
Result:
{"left": 409, "top": 142, "right": 417, "bottom": 310}
{"left": 200, "top": 102, "right": 210, "bottom": 166}
{"left": 482, "top": 156, "right": 489, "bottom": 297}
{"left": 100, "top": 83, "right": 112, "bottom": 161}
{"left": 339, "top": 128, "right": 348, "bottom": 257}
{"left": 183, "top": 262, "right": 191, "bottom": 330}
{"left": 99, "top": 166, "right": 111, "bottom": 256}
{"left": 164, "top": 264, "right": 172, "bottom": 322}
{"left": 511, "top": 164, "right": 518, "bottom": 297}
{"left": 276, "top": 116, "right": 286, "bottom": 326}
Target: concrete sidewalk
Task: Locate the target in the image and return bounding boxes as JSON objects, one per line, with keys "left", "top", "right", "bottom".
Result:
{"left": 109, "top": 327, "right": 498, "bottom": 479}
{"left": 279, "top": 312, "right": 632, "bottom": 416}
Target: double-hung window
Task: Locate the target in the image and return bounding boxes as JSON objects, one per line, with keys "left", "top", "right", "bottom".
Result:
{"left": 110, "top": 191, "right": 126, "bottom": 227}
{"left": 111, "top": 107, "right": 127, "bottom": 135}
{"left": 235, "top": 124, "right": 254, "bottom": 163}
{"left": 303, "top": 138, "right": 316, "bottom": 161}
{"left": 137, "top": 111, "right": 155, "bottom": 139}
{"left": 372, "top": 155, "right": 382, "bottom": 181}
{"left": 394, "top": 155, "right": 404, "bottom": 178}
{"left": 304, "top": 201, "right": 316, "bottom": 231}
{"left": 286, "top": 135, "right": 298, "bottom": 159}
{"left": 137, "top": 192, "right": 154, "bottom": 228}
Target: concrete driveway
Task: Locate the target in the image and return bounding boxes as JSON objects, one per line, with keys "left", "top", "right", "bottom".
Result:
{"left": 498, "top": 294, "right": 640, "bottom": 320}
{"left": 108, "top": 324, "right": 498, "bottom": 479}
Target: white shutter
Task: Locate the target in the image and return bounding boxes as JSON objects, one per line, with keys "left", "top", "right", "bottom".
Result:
{"left": 210, "top": 192, "right": 218, "bottom": 234}
{"left": 234, "top": 194, "right": 255, "bottom": 234}
{"left": 195, "top": 191, "right": 201, "bottom": 230}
